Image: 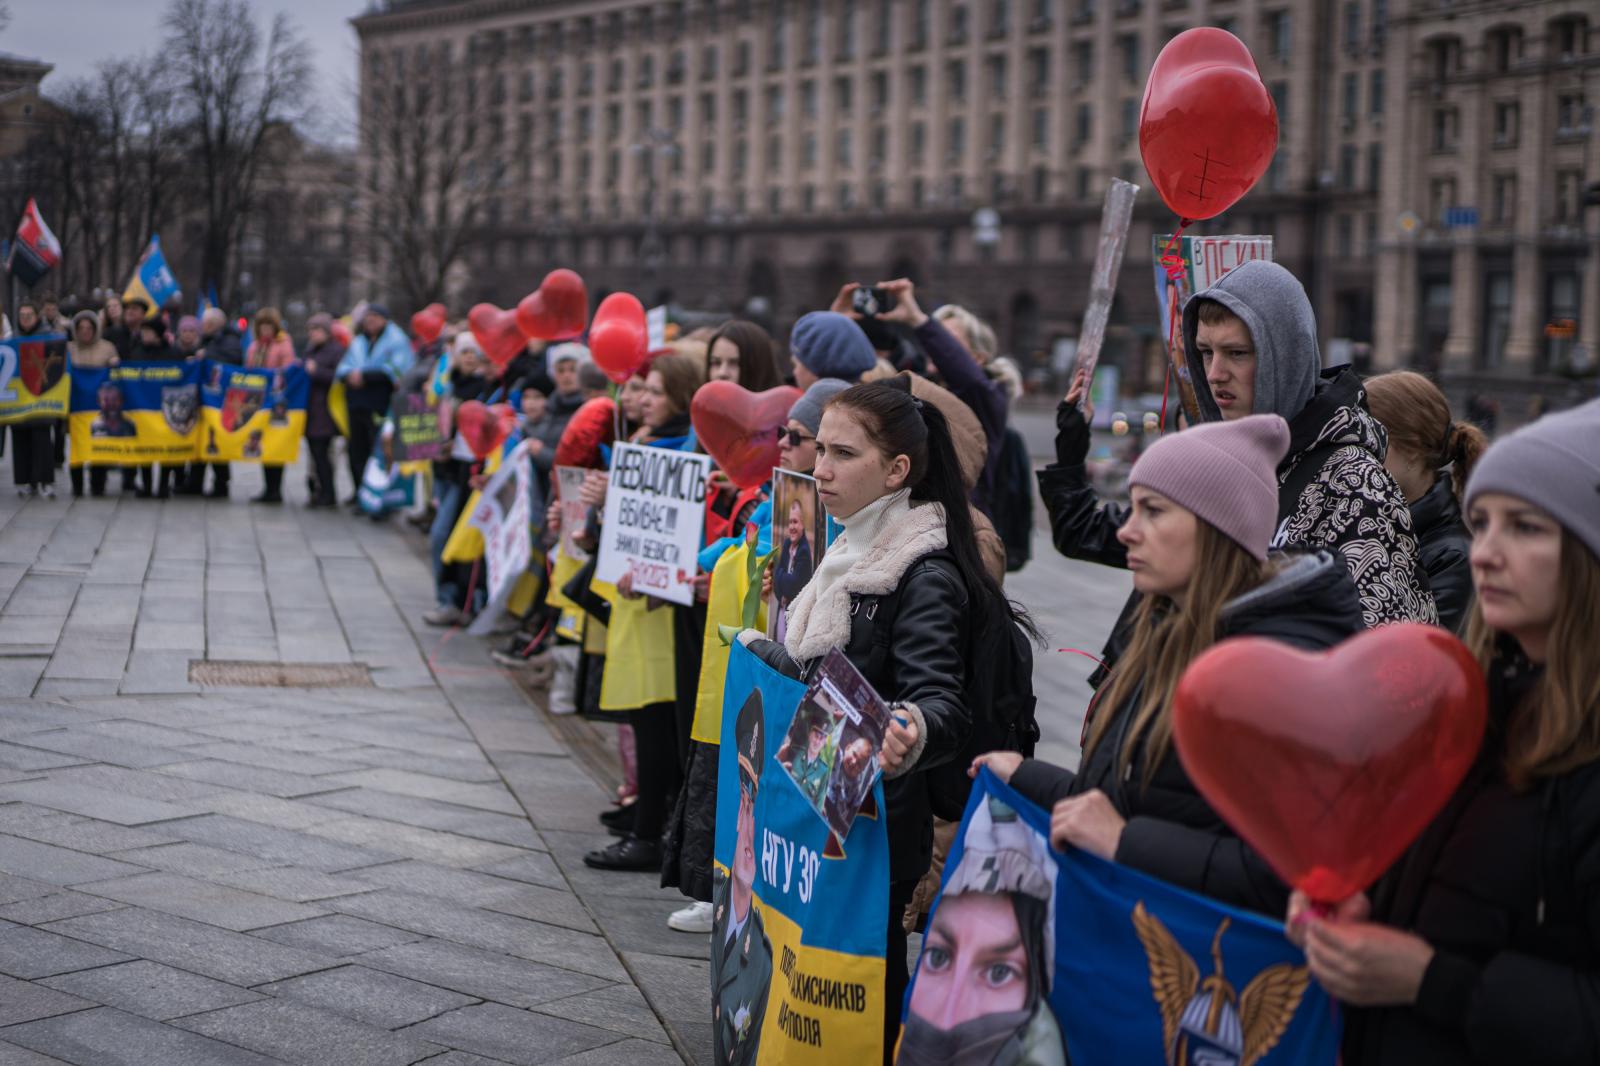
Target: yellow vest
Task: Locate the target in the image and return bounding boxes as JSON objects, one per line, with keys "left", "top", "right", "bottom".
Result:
{"left": 690, "top": 542, "right": 767, "bottom": 745}
{"left": 595, "top": 580, "right": 676, "bottom": 712}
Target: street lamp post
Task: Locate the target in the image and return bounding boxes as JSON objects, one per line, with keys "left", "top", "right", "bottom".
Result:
{"left": 630, "top": 127, "right": 680, "bottom": 278}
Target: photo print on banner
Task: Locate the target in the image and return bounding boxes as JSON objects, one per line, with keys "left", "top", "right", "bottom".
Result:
{"left": 777, "top": 648, "right": 891, "bottom": 846}
{"left": 767, "top": 469, "right": 827, "bottom": 641}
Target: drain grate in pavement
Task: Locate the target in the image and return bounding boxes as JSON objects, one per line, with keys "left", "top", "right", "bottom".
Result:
{"left": 188, "top": 660, "right": 374, "bottom": 688}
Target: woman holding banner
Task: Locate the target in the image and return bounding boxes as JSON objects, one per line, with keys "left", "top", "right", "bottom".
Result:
{"left": 10, "top": 302, "right": 60, "bottom": 499}
{"left": 1287, "top": 400, "right": 1600, "bottom": 1065}
{"left": 975, "top": 415, "right": 1363, "bottom": 917}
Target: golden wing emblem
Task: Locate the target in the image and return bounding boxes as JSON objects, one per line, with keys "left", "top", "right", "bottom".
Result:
{"left": 1131, "top": 901, "right": 1199, "bottom": 1053}
{"left": 1238, "top": 963, "right": 1311, "bottom": 1066}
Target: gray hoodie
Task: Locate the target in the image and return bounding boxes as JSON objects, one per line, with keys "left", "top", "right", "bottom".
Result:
{"left": 1182, "top": 259, "right": 1320, "bottom": 424}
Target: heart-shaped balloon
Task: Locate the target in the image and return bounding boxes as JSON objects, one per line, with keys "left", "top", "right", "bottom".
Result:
{"left": 516, "top": 269, "right": 588, "bottom": 341}
{"left": 331, "top": 320, "right": 352, "bottom": 348}
{"left": 411, "top": 303, "right": 447, "bottom": 344}
{"left": 1140, "top": 27, "right": 1279, "bottom": 221}
{"left": 468, "top": 303, "right": 527, "bottom": 369}
{"left": 454, "top": 400, "right": 519, "bottom": 460}
{"left": 690, "top": 382, "right": 803, "bottom": 489}
{"left": 589, "top": 293, "right": 648, "bottom": 384}
{"left": 1172, "top": 624, "right": 1486, "bottom": 903}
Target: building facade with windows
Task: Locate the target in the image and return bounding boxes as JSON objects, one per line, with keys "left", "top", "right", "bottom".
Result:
{"left": 352, "top": 0, "right": 1595, "bottom": 397}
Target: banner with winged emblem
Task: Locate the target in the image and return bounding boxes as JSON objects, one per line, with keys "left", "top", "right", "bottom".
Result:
{"left": 0, "top": 333, "right": 69, "bottom": 424}
{"left": 69, "top": 362, "right": 203, "bottom": 465}
{"left": 897, "top": 769, "right": 1338, "bottom": 1066}
{"left": 198, "top": 362, "right": 309, "bottom": 464}
{"left": 713, "top": 640, "right": 891, "bottom": 1066}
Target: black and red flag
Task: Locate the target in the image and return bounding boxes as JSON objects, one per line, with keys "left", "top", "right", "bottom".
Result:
{"left": 7, "top": 199, "right": 61, "bottom": 288}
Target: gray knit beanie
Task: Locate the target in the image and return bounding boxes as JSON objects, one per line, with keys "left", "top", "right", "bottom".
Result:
{"left": 787, "top": 378, "right": 853, "bottom": 436}
{"left": 1129, "top": 414, "right": 1291, "bottom": 560}
{"left": 1465, "top": 398, "right": 1600, "bottom": 561}
{"left": 789, "top": 311, "right": 877, "bottom": 381}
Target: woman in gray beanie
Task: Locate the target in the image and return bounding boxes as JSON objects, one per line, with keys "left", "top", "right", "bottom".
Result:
{"left": 1288, "top": 397, "right": 1600, "bottom": 1066}
{"left": 975, "top": 414, "right": 1365, "bottom": 917}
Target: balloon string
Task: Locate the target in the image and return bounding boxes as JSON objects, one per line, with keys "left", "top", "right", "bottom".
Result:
{"left": 1159, "top": 365, "right": 1173, "bottom": 435}
{"left": 1157, "top": 218, "right": 1193, "bottom": 281}
{"left": 1156, "top": 215, "right": 1192, "bottom": 436}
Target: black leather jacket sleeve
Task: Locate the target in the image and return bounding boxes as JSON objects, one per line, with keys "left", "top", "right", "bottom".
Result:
{"left": 1037, "top": 463, "right": 1131, "bottom": 568}
{"left": 1425, "top": 543, "right": 1473, "bottom": 635}
{"left": 1116, "top": 818, "right": 1289, "bottom": 917}
{"left": 886, "top": 559, "right": 972, "bottom": 773}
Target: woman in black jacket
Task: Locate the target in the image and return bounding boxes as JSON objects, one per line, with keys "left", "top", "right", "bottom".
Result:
{"left": 1287, "top": 398, "right": 1600, "bottom": 1066}
{"left": 742, "top": 380, "right": 1029, "bottom": 1060}
{"left": 9, "top": 302, "right": 63, "bottom": 499}
{"left": 978, "top": 413, "right": 1363, "bottom": 918}
{"left": 1365, "top": 370, "right": 1487, "bottom": 633}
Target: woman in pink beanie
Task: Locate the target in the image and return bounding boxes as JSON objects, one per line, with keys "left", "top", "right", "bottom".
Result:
{"left": 972, "top": 414, "right": 1365, "bottom": 917}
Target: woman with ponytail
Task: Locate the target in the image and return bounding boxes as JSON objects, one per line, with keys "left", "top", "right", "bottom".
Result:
{"left": 740, "top": 379, "right": 1029, "bottom": 1059}
{"left": 1365, "top": 371, "right": 1488, "bottom": 632}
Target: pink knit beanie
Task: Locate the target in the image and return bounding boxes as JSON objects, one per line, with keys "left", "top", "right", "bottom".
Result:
{"left": 1129, "top": 414, "right": 1291, "bottom": 560}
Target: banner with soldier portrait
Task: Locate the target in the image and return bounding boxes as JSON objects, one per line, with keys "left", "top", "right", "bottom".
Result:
{"left": 713, "top": 641, "right": 891, "bottom": 1066}
{"left": 69, "top": 362, "right": 203, "bottom": 465}
{"left": 197, "top": 362, "right": 308, "bottom": 464}
{"left": 897, "top": 769, "right": 1339, "bottom": 1065}
{"left": 0, "top": 332, "right": 69, "bottom": 424}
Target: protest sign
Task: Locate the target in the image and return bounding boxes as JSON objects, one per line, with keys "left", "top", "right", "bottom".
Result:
{"left": 897, "top": 769, "right": 1338, "bottom": 1065}
{"left": 1071, "top": 178, "right": 1139, "bottom": 407}
{"left": 69, "top": 362, "right": 203, "bottom": 465}
{"left": 1152, "top": 234, "right": 1275, "bottom": 421}
{"left": 778, "top": 649, "right": 890, "bottom": 844}
{"left": 595, "top": 441, "right": 711, "bottom": 606}
{"left": 198, "top": 362, "right": 309, "bottom": 463}
{"left": 715, "top": 641, "right": 890, "bottom": 1065}
{"left": 392, "top": 392, "right": 445, "bottom": 462}
{"left": 555, "top": 465, "right": 592, "bottom": 560}
{"left": 467, "top": 441, "right": 533, "bottom": 629}
{"left": 0, "top": 332, "right": 68, "bottom": 424}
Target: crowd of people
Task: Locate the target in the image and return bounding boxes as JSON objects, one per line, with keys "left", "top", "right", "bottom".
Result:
{"left": 8, "top": 253, "right": 1597, "bottom": 1064}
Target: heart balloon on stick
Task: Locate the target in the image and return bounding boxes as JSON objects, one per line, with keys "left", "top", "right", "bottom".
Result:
{"left": 589, "top": 293, "right": 648, "bottom": 384}
{"left": 1140, "top": 27, "right": 1279, "bottom": 221}
{"left": 691, "top": 382, "right": 804, "bottom": 489}
{"left": 454, "top": 400, "right": 519, "bottom": 460}
{"left": 1172, "top": 624, "right": 1486, "bottom": 904}
{"left": 516, "top": 269, "right": 589, "bottom": 341}
{"left": 411, "top": 303, "right": 447, "bottom": 344}
{"left": 468, "top": 304, "right": 527, "bottom": 369}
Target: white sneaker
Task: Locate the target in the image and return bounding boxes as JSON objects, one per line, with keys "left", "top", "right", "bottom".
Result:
{"left": 39, "top": 485, "right": 55, "bottom": 499}
{"left": 16, "top": 486, "right": 32, "bottom": 498}
{"left": 667, "top": 900, "right": 715, "bottom": 934}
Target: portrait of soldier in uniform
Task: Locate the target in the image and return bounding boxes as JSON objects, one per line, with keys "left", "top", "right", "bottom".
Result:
{"left": 712, "top": 690, "right": 774, "bottom": 1066}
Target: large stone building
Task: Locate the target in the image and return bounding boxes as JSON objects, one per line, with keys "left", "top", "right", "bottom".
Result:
{"left": 352, "top": 0, "right": 1597, "bottom": 399}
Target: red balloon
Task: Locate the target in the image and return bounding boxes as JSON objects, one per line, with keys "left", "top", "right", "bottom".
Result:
{"left": 411, "top": 303, "right": 446, "bottom": 344}
{"left": 691, "top": 382, "right": 803, "bottom": 490}
{"left": 468, "top": 303, "right": 527, "bottom": 369}
{"left": 589, "top": 293, "right": 648, "bottom": 384}
{"left": 554, "top": 396, "right": 619, "bottom": 469}
{"left": 331, "top": 321, "right": 352, "bottom": 348}
{"left": 1172, "top": 624, "right": 1486, "bottom": 904}
{"left": 517, "top": 269, "right": 589, "bottom": 341}
{"left": 1140, "top": 28, "right": 1279, "bottom": 221}
{"left": 454, "top": 400, "right": 518, "bottom": 461}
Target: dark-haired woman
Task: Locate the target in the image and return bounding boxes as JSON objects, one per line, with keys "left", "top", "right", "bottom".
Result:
{"left": 10, "top": 302, "right": 61, "bottom": 498}
{"left": 741, "top": 380, "right": 1029, "bottom": 1059}
{"left": 704, "top": 319, "right": 783, "bottom": 392}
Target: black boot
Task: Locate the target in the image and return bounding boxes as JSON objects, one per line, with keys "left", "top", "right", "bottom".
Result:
{"left": 582, "top": 835, "right": 661, "bottom": 871}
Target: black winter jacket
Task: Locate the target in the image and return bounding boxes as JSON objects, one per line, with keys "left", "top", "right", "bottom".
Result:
{"left": 1008, "top": 552, "right": 1364, "bottom": 917}
{"left": 1409, "top": 475, "right": 1473, "bottom": 634}
{"left": 747, "top": 509, "right": 972, "bottom": 886}
{"left": 1342, "top": 648, "right": 1600, "bottom": 1065}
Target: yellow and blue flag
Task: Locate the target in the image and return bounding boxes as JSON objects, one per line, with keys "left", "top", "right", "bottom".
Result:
{"left": 0, "top": 332, "right": 69, "bottom": 424}
{"left": 198, "top": 362, "right": 308, "bottom": 463}
{"left": 122, "top": 235, "right": 181, "bottom": 313}
{"left": 70, "top": 362, "right": 203, "bottom": 465}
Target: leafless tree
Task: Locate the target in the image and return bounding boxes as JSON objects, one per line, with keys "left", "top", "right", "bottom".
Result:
{"left": 163, "top": 0, "right": 312, "bottom": 307}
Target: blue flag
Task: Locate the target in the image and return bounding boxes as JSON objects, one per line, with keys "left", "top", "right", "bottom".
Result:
{"left": 123, "top": 235, "right": 181, "bottom": 312}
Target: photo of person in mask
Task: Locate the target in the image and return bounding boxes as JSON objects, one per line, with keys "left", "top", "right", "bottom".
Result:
{"left": 712, "top": 690, "right": 774, "bottom": 1066}
{"left": 899, "top": 797, "right": 1065, "bottom": 1066}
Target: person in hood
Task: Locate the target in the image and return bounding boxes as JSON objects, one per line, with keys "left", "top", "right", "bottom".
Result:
{"left": 1363, "top": 371, "right": 1487, "bottom": 634}
{"left": 978, "top": 415, "right": 1363, "bottom": 919}
{"left": 1040, "top": 261, "right": 1434, "bottom": 666}
{"left": 337, "top": 304, "right": 414, "bottom": 509}
{"left": 301, "top": 313, "right": 345, "bottom": 508}
{"left": 68, "top": 308, "right": 121, "bottom": 497}
{"left": 1287, "top": 399, "right": 1600, "bottom": 1066}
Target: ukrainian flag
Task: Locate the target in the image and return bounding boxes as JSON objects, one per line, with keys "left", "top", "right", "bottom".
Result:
{"left": 122, "top": 235, "right": 182, "bottom": 313}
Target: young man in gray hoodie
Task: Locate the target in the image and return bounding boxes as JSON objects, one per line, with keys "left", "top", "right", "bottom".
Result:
{"left": 1041, "top": 259, "right": 1435, "bottom": 636}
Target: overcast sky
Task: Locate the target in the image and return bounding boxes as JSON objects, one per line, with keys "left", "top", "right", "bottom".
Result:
{"left": 3, "top": 0, "right": 368, "bottom": 142}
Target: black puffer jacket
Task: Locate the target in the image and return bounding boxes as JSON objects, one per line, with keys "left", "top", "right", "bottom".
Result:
{"left": 1009, "top": 552, "right": 1364, "bottom": 917}
{"left": 1345, "top": 647, "right": 1600, "bottom": 1065}
{"left": 747, "top": 501, "right": 971, "bottom": 885}
{"left": 1409, "top": 474, "right": 1473, "bottom": 634}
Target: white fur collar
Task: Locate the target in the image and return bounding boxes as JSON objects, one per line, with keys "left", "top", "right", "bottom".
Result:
{"left": 783, "top": 501, "right": 948, "bottom": 663}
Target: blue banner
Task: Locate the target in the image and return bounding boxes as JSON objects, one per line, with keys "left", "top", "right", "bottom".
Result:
{"left": 897, "top": 770, "right": 1339, "bottom": 1065}
{"left": 713, "top": 640, "right": 891, "bottom": 1065}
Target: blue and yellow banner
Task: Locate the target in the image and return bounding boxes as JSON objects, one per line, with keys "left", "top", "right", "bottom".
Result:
{"left": 0, "top": 333, "right": 69, "bottom": 424}
{"left": 122, "top": 234, "right": 181, "bottom": 312}
{"left": 198, "top": 362, "right": 308, "bottom": 464}
{"left": 897, "top": 770, "right": 1339, "bottom": 1065}
{"left": 714, "top": 641, "right": 890, "bottom": 1065}
{"left": 70, "top": 362, "right": 203, "bottom": 465}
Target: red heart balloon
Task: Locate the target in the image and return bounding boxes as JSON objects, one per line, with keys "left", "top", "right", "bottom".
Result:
{"left": 1140, "top": 28, "right": 1279, "bottom": 221}
{"left": 468, "top": 304, "right": 527, "bottom": 369}
{"left": 331, "top": 320, "right": 352, "bottom": 348}
{"left": 690, "top": 382, "right": 803, "bottom": 490}
{"left": 411, "top": 303, "right": 446, "bottom": 344}
{"left": 589, "top": 292, "right": 648, "bottom": 384}
{"left": 1172, "top": 624, "right": 1486, "bottom": 904}
{"left": 516, "top": 269, "right": 588, "bottom": 341}
{"left": 454, "top": 400, "right": 519, "bottom": 460}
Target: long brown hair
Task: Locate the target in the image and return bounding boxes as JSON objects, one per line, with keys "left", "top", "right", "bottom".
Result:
{"left": 706, "top": 320, "right": 782, "bottom": 391}
{"left": 1364, "top": 371, "right": 1487, "bottom": 501}
{"left": 1084, "top": 520, "right": 1265, "bottom": 788}
{"left": 644, "top": 351, "right": 705, "bottom": 422}
{"left": 1465, "top": 528, "right": 1600, "bottom": 788}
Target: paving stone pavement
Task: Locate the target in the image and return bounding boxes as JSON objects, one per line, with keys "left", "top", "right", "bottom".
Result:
{"left": 0, "top": 460, "right": 700, "bottom": 1066}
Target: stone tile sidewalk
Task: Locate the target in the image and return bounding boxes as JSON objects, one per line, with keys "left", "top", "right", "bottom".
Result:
{"left": 0, "top": 461, "right": 708, "bottom": 1065}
